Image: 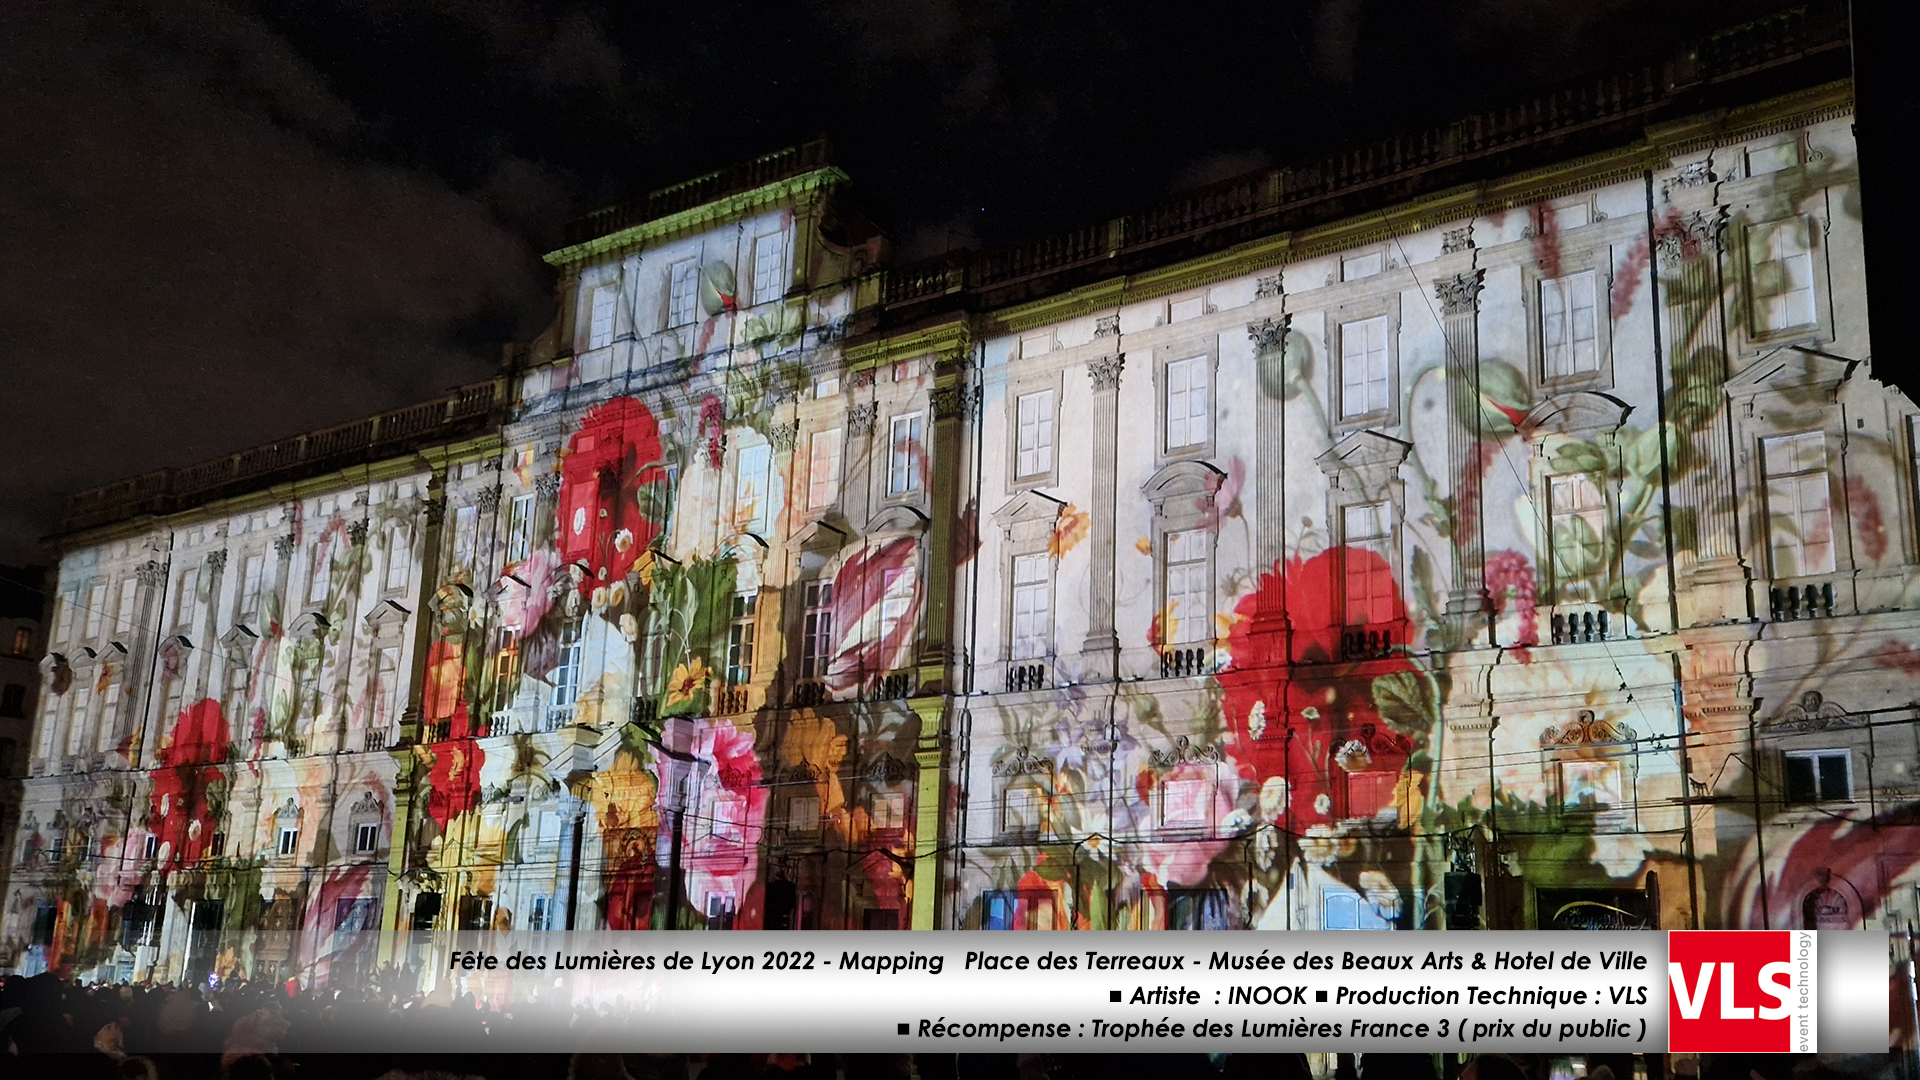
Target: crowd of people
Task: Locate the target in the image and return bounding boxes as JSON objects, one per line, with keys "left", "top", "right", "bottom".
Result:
{"left": 0, "top": 973, "right": 1885, "bottom": 1080}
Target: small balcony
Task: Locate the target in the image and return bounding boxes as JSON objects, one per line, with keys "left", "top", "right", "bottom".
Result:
{"left": 1157, "top": 645, "right": 1211, "bottom": 679}
{"left": 1770, "top": 582, "right": 1835, "bottom": 621}
{"left": 630, "top": 696, "right": 660, "bottom": 730}
{"left": 1339, "top": 626, "right": 1397, "bottom": 661}
{"left": 872, "top": 671, "right": 913, "bottom": 701}
{"left": 1005, "top": 662, "right": 1048, "bottom": 693}
{"left": 790, "top": 680, "right": 830, "bottom": 709}
{"left": 542, "top": 705, "right": 575, "bottom": 732}
{"left": 362, "top": 729, "right": 390, "bottom": 753}
{"left": 714, "top": 685, "right": 751, "bottom": 715}
{"left": 1549, "top": 607, "right": 1612, "bottom": 645}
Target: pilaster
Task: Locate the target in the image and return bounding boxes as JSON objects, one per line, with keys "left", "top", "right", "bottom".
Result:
{"left": 1436, "top": 270, "right": 1491, "bottom": 647}
{"left": 1080, "top": 353, "right": 1124, "bottom": 679}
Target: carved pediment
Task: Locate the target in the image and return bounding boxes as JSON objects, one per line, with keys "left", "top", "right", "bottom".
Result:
{"left": 1763, "top": 690, "right": 1858, "bottom": 733}
{"left": 1521, "top": 392, "right": 1632, "bottom": 436}
{"left": 868, "top": 503, "right": 930, "bottom": 536}
{"left": 723, "top": 531, "right": 771, "bottom": 556}
{"left": 1143, "top": 460, "right": 1226, "bottom": 508}
{"left": 288, "top": 611, "right": 331, "bottom": 639}
{"left": 1316, "top": 430, "right": 1413, "bottom": 476}
{"left": 349, "top": 791, "right": 384, "bottom": 817}
{"left": 219, "top": 624, "right": 260, "bottom": 658}
{"left": 793, "top": 519, "right": 850, "bottom": 555}
{"left": 361, "top": 600, "right": 411, "bottom": 630}
{"left": 1725, "top": 346, "right": 1856, "bottom": 401}
{"left": 991, "top": 490, "right": 1065, "bottom": 530}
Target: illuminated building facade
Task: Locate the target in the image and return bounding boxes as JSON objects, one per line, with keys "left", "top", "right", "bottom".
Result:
{"left": 7, "top": 5, "right": 1911, "bottom": 987}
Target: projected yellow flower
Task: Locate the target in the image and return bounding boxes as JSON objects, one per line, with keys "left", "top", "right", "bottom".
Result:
{"left": 666, "top": 657, "right": 709, "bottom": 706}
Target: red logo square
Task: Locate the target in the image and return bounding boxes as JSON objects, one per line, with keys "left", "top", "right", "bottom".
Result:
{"left": 1667, "top": 931, "right": 1797, "bottom": 1052}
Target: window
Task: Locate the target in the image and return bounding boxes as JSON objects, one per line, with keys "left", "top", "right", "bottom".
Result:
{"left": 726, "top": 593, "right": 757, "bottom": 686}
{"left": 751, "top": 231, "right": 787, "bottom": 304}
{"left": 384, "top": 529, "right": 411, "bottom": 591}
{"left": 278, "top": 827, "right": 299, "bottom": 857}
{"left": 1002, "top": 784, "right": 1047, "bottom": 837}
{"left": 506, "top": 495, "right": 534, "bottom": 563}
{"left": 1164, "top": 356, "right": 1209, "bottom": 452}
{"left": 528, "top": 895, "right": 552, "bottom": 932}
{"left": 240, "top": 554, "right": 265, "bottom": 616}
{"left": 307, "top": 546, "right": 330, "bottom": 604}
{"left": 1339, "top": 317, "right": 1390, "bottom": 419}
{"left": 1341, "top": 502, "right": 1394, "bottom": 626}
{"left": 800, "top": 581, "right": 833, "bottom": 680}
{"left": 1010, "top": 553, "right": 1051, "bottom": 661}
{"left": 0, "top": 684, "right": 23, "bottom": 718}
{"left": 210, "top": 831, "right": 225, "bottom": 859}
{"left": 223, "top": 664, "right": 249, "bottom": 730}
{"left": 1167, "top": 889, "right": 1231, "bottom": 931}
{"left": 878, "top": 568, "right": 913, "bottom": 650}
{"left": 55, "top": 594, "right": 73, "bottom": 645}
{"left": 807, "top": 429, "right": 842, "bottom": 509}
{"left": 1162, "top": 530, "right": 1209, "bottom": 645}
{"left": 551, "top": 621, "right": 583, "bottom": 709}
{"left": 1763, "top": 432, "right": 1835, "bottom": 577}
{"left": 490, "top": 642, "right": 518, "bottom": 715}
{"left": 115, "top": 578, "right": 137, "bottom": 635}
{"left": 452, "top": 506, "right": 478, "bottom": 575}
{"left": 1324, "top": 889, "right": 1393, "bottom": 930}
{"left": 711, "top": 795, "right": 746, "bottom": 843}
{"left": 1547, "top": 474, "right": 1608, "bottom": 602}
{"left": 11, "top": 627, "right": 28, "bottom": 655}
{"left": 586, "top": 285, "right": 617, "bottom": 350}
{"left": 1541, "top": 270, "right": 1599, "bottom": 378}
{"left": 86, "top": 584, "right": 106, "bottom": 639}
{"left": 734, "top": 442, "right": 771, "bottom": 533}
{"left": 65, "top": 686, "right": 91, "bottom": 756}
{"left": 1561, "top": 759, "right": 1625, "bottom": 809}
{"left": 37, "top": 696, "right": 60, "bottom": 762}
{"left": 668, "top": 259, "right": 699, "bottom": 327}
{"left": 1015, "top": 390, "right": 1054, "bottom": 478}
{"left": 1160, "top": 777, "right": 1209, "bottom": 827}
{"left": 871, "top": 792, "right": 907, "bottom": 832}
{"left": 1346, "top": 771, "right": 1401, "bottom": 822}
{"left": 1342, "top": 252, "right": 1384, "bottom": 281}
{"left": 1785, "top": 750, "right": 1851, "bottom": 804}
{"left": 373, "top": 646, "right": 401, "bottom": 729}
{"left": 144, "top": 834, "right": 160, "bottom": 860}
{"left": 96, "top": 684, "right": 120, "bottom": 753}
{"left": 787, "top": 795, "right": 821, "bottom": 835}
{"left": 1748, "top": 218, "right": 1816, "bottom": 335}
{"left": 985, "top": 890, "right": 1057, "bottom": 931}
{"left": 354, "top": 822, "right": 379, "bottom": 854}
{"left": 888, "top": 413, "right": 924, "bottom": 495}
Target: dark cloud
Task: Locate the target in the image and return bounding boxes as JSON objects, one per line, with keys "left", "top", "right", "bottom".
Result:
{"left": 0, "top": 0, "right": 1783, "bottom": 562}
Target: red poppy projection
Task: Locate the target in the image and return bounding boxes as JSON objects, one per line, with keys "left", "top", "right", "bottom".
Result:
{"left": 557, "top": 396, "right": 669, "bottom": 585}
{"left": 147, "top": 699, "right": 231, "bottom": 872}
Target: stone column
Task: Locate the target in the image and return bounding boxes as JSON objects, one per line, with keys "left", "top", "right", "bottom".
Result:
{"left": 1436, "top": 270, "right": 1491, "bottom": 647}
{"left": 1248, "top": 316, "right": 1291, "bottom": 641}
{"left": 907, "top": 701, "right": 946, "bottom": 930}
{"left": 1660, "top": 207, "right": 1749, "bottom": 625}
{"left": 1081, "top": 353, "right": 1125, "bottom": 679}
{"left": 920, "top": 364, "right": 972, "bottom": 692}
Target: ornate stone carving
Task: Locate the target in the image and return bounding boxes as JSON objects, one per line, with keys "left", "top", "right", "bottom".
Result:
{"left": 534, "top": 473, "right": 563, "bottom": 498}
{"left": 850, "top": 369, "right": 876, "bottom": 391}
{"left": 1094, "top": 314, "right": 1121, "bottom": 337}
{"left": 273, "top": 534, "right": 297, "bottom": 558}
{"left": 864, "top": 754, "right": 911, "bottom": 785}
{"left": 347, "top": 520, "right": 369, "bottom": 547}
{"left": 1656, "top": 207, "right": 1726, "bottom": 267}
{"left": 1254, "top": 273, "right": 1283, "bottom": 299}
{"left": 931, "top": 384, "right": 977, "bottom": 421}
{"left": 1441, "top": 226, "right": 1475, "bottom": 254}
{"left": 474, "top": 485, "right": 502, "bottom": 514}
{"left": 205, "top": 548, "right": 228, "bottom": 573}
{"left": 1765, "top": 690, "right": 1857, "bottom": 733}
{"left": 1247, "top": 315, "right": 1289, "bottom": 355}
{"left": 1433, "top": 270, "right": 1484, "bottom": 317}
{"left": 138, "top": 560, "right": 167, "bottom": 587}
{"left": 1540, "top": 709, "right": 1637, "bottom": 746}
{"left": 769, "top": 419, "right": 800, "bottom": 452}
{"left": 847, "top": 402, "right": 879, "bottom": 437}
{"left": 1665, "top": 160, "right": 1713, "bottom": 197}
{"left": 1086, "top": 353, "right": 1125, "bottom": 393}
{"left": 1147, "top": 735, "right": 1226, "bottom": 769}
{"left": 991, "top": 745, "right": 1054, "bottom": 778}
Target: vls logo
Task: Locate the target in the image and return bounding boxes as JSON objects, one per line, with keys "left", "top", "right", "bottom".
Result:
{"left": 1667, "top": 931, "right": 1817, "bottom": 1052}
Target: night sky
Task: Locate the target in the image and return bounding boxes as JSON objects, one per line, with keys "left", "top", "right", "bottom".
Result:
{"left": 0, "top": 0, "right": 1779, "bottom": 565}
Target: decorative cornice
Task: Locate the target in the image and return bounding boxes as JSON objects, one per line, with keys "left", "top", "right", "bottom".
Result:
{"left": 1254, "top": 273, "right": 1283, "bottom": 299}
{"left": 1441, "top": 225, "right": 1475, "bottom": 254}
{"left": 1434, "top": 270, "right": 1484, "bottom": 317}
{"left": 542, "top": 166, "right": 850, "bottom": 267}
{"left": 1656, "top": 206, "right": 1727, "bottom": 267}
{"left": 1086, "top": 353, "right": 1125, "bottom": 394}
{"left": 1094, "top": 313, "right": 1121, "bottom": 337}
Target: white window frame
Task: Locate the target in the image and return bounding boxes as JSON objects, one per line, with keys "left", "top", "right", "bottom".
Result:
{"left": 726, "top": 593, "right": 757, "bottom": 687}
{"left": 354, "top": 822, "right": 379, "bottom": 855}
{"left": 787, "top": 794, "right": 822, "bottom": 835}
{"left": 871, "top": 792, "right": 907, "bottom": 832}
{"left": 1163, "top": 356, "right": 1210, "bottom": 453}
{"left": 586, "top": 284, "right": 618, "bottom": 350}
{"left": 1340, "top": 502, "right": 1395, "bottom": 627}
{"left": 1014, "top": 389, "right": 1056, "bottom": 481}
{"left": 1162, "top": 529, "right": 1211, "bottom": 646}
{"left": 1784, "top": 748, "right": 1852, "bottom": 805}
{"left": 278, "top": 826, "right": 299, "bottom": 857}
{"left": 506, "top": 494, "right": 535, "bottom": 563}
{"left": 800, "top": 580, "right": 833, "bottom": 680}
{"left": 1762, "top": 431, "right": 1836, "bottom": 578}
{"left": 1547, "top": 473, "right": 1610, "bottom": 603}
{"left": 888, "top": 413, "right": 924, "bottom": 496}
{"left": 1540, "top": 270, "right": 1600, "bottom": 380}
{"left": 751, "top": 230, "right": 787, "bottom": 306}
{"left": 176, "top": 569, "right": 199, "bottom": 628}
{"left": 85, "top": 584, "right": 106, "bottom": 640}
{"left": 551, "top": 621, "right": 583, "bottom": 709}
{"left": 1338, "top": 315, "right": 1391, "bottom": 421}
{"left": 668, "top": 258, "right": 700, "bottom": 328}
{"left": 807, "top": 428, "right": 843, "bottom": 510}
{"left": 241, "top": 553, "right": 265, "bottom": 617}
{"left": 1009, "top": 553, "right": 1051, "bottom": 661}
{"left": 733, "top": 441, "right": 772, "bottom": 534}
{"left": 1159, "top": 776, "right": 1210, "bottom": 827}
{"left": 115, "top": 578, "right": 137, "bottom": 636}
{"left": 1746, "top": 217, "right": 1818, "bottom": 338}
